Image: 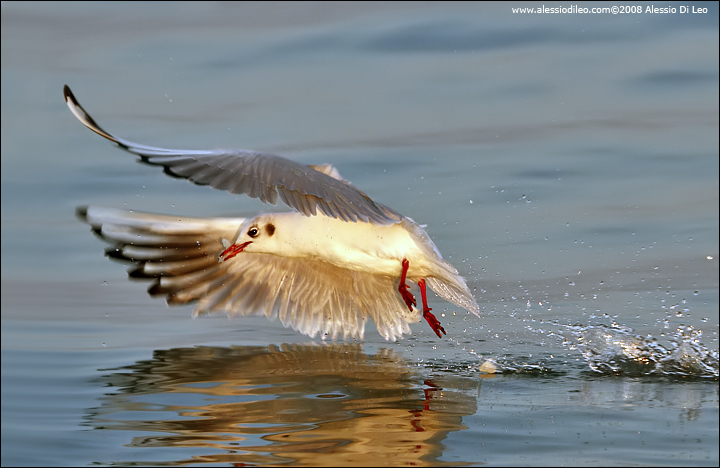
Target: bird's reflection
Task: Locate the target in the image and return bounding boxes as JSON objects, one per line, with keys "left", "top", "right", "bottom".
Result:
{"left": 88, "top": 343, "right": 478, "bottom": 466}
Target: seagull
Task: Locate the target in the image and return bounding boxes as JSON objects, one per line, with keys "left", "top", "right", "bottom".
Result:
{"left": 66, "top": 85, "right": 480, "bottom": 341}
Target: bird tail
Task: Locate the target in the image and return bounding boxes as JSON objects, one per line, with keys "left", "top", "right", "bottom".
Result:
{"left": 426, "top": 275, "right": 480, "bottom": 317}
{"left": 400, "top": 217, "right": 480, "bottom": 317}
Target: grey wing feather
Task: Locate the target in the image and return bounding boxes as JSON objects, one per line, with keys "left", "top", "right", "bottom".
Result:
{"left": 78, "top": 206, "right": 418, "bottom": 341}
{"left": 65, "top": 85, "right": 401, "bottom": 226}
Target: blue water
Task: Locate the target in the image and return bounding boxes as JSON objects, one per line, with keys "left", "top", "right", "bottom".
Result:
{"left": 2, "top": 2, "right": 717, "bottom": 466}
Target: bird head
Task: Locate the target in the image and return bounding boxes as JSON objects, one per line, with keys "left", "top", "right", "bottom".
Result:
{"left": 219, "top": 214, "right": 279, "bottom": 262}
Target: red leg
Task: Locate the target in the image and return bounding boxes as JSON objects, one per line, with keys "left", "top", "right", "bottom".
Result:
{"left": 418, "top": 279, "right": 446, "bottom": 338}
{"left": 398, "top": 258, "right": 416, "bottom": 311}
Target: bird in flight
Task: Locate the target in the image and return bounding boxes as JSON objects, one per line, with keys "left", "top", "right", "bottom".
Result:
{"left": 66, "top": 85, "right": 480, "bottom": 341}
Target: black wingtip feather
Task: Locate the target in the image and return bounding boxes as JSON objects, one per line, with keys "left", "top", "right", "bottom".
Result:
{"left": 161, "top": 165, "right": 189, "bottom": 180}
{"left": 128, "top": 266, "right": 155, "bottom": 279}
{"left": 105, "top": 247, "right": 131, "bottom": 261}
{"left": 63, "top": 84, "right": 74, "bottom": 102}
{"left": 75, "top": 205, "right": 89, "bottom": 222}
{"left": 147, "top": 281, "right": 165, "bottom": 296}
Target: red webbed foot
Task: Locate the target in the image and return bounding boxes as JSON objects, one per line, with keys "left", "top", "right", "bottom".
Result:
{"left": 419, "top": 278, "right": 446, "bottom": 338}
{"left": 399, "top": 260, "right": 447, "bottom": 338}
{"left": 422, "top": 309, "right": 446, "bottom": 338}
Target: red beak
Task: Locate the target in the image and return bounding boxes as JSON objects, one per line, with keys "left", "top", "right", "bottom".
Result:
{"left": 219, "top": 241, "right": 252, "bottom": 262}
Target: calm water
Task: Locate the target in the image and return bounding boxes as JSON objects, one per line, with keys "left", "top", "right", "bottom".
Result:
{"left": 2, "top": 2, "right": 718, "bottom": 466}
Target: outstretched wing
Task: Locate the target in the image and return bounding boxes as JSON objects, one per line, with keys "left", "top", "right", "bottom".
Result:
{"left": 65, "top": 85, "right": 401, "bottom": 225}
{"left": 78, "top": 206, "right": 419, "bottom": 341}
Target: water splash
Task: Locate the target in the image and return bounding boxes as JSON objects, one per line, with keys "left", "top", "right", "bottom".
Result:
{"left": 561, "top": 323, "right": 718, "bottom": 378}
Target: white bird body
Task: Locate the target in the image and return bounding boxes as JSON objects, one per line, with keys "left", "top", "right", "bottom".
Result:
{"left": 66, "top": 85, "right": 480, "bottom": 341}
{"left": 238, "top": 212, "right": 444, "bottom": 279}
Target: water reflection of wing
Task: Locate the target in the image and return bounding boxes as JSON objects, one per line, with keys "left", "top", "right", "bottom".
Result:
{"left": 91, "top": 344, "right": 478, "bottom": 466}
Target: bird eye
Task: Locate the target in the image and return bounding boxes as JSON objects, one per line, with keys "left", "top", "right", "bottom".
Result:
{"left": 248, "top": 227, "right": 259, "bottom": 238}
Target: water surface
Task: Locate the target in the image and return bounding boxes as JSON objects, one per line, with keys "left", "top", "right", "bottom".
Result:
{"left": 2, "top": 2, "right": 718, "bottom": 466}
